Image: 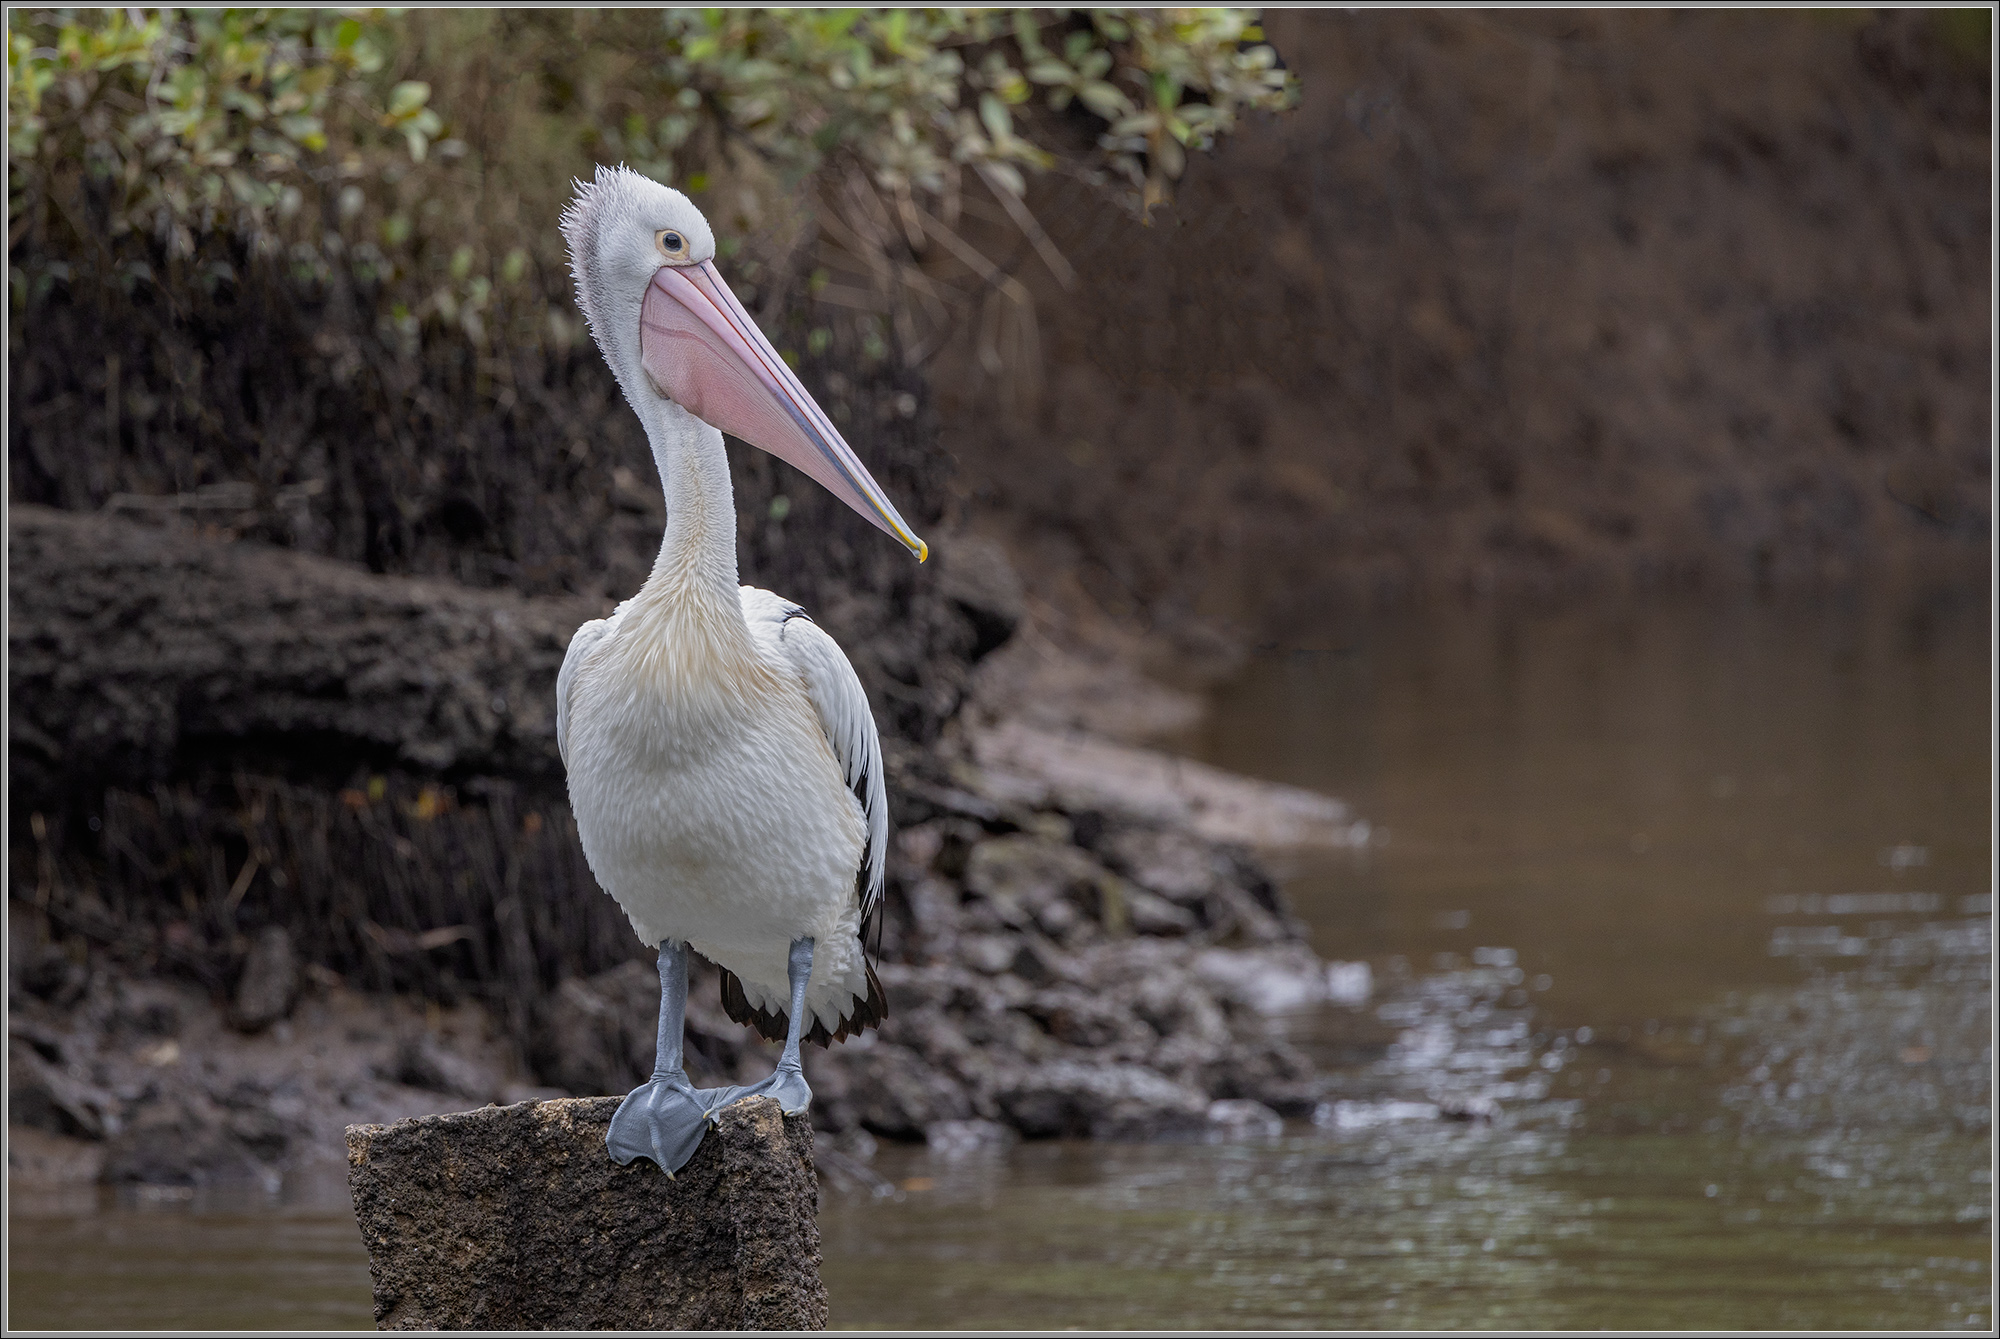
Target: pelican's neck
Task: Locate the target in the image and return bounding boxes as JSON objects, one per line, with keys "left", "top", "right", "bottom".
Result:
{"left": 636, "top": 394, "right": 742, "bottom": 615}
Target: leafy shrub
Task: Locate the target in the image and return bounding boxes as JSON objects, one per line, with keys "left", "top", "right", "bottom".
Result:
{"left": 10, "top": 7, "right": 1295, "bottom": 324}
{"left": 8, "top": 10, "right": 419, "bottom": 290}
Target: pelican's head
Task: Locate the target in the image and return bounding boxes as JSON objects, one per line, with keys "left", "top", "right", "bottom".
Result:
{"left": 561, "top": 164, "right": 926, "bottom": 561}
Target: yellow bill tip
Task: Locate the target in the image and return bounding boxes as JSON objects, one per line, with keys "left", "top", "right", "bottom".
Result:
{"left": 913, "top": 536, "right": 929, "bottom": 563}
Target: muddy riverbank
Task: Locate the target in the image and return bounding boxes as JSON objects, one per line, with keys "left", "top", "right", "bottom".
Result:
{"left": 8, "top": 553, "right": 1376, "bottom": 1192}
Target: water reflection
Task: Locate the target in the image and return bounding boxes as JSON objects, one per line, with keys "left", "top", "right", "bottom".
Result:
{"left": 9, "top": 1169, "right": 371, "bottom": 1331}
{"left": 820, "top": 947, "right": 1987, "bottom": 1330}
{"left": 820, "top": 594, "right": 1989, "bottom": 1330}
{"left": 822, "top": 1115, "right": 1985, "bottom": 1329}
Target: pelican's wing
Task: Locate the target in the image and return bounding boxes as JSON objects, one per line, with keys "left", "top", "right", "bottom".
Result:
{"left": 742, "top": 587, "right": 887, "bottom": 914}
{"left": 555, "top": 608, "right": 620, "bottom": 771}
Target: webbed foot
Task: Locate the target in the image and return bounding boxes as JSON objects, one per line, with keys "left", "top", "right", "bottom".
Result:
{"left": 730, "top": 1060, "right": 812, "bottom": 1116}
{"left": 608, "top": 1071, "right": 747, "bottom": 1175}
{"left": 609, "top": 939, "right": 763, "bottom": 1175}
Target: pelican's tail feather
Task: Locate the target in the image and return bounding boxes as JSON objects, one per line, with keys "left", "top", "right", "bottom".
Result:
{"left": 846, "top": 958, "right": 890, "bottom": 1040}
{"left": 719, "top": 960, "right": 887, "bottom": 1048}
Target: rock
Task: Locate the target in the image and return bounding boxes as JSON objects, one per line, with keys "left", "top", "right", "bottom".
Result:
{"left": 385, "top": 1033, "right": 497, "bottom": 1101}
{"left": 1250, "top": 1082, "right": 1324, "bottom": 1120}
{"left": 967, "top": 721, "right": 1369, "bottom": 851}
{"left": 896, "top": 870, "right": 966, "bottom": 954}
{"left": 1205, "top": 1099, "right": 1285, "bottom": 1140}
{"left": 1007, "top": 938, "right": 1066, "bottom": 986}
{"left": 232, "top": 926, "right": 299, "bottom": 1032}
{"left": 839, "top": 1043, "right": 973, "bottom": 1140}
{"left": 960, "top": 933, "right": 1022, "bottom": 976}
{"left": 17, "top": 943, "right": 88, "bottom": 1007}
{"left": 959, "top": 622, "right": 1209, "bottom": 745}
{"left": 1035, "top": 896, "right": 1081, "bottom": 938}
{"left": 807, "top": 923, "right": 1355, "bottom": 1143}
{"left": 895, "top": 823, "right": 947, "bottom": 871}
{"left": 8, "top": 1037, "right": 118, "bottom": 1138}
{"left": 347, "top": 1095, "right": 826, "bottom": 1331}
{"left": 1125, "top": 886, "right": 1199, "bottom": 936}
{"left": 1200, "top": 882, "right": 1296, "bottom": 945}
{"left": 1192, "top": 946, "right": 1330, "bottom": 1015}
{"left": 1099, "top": 826, "right": 1230, "bottom": 905}
{"left": 1130, "top": 972, "right": 1228, "bottom": 1045}
{"left": 1325, "top": 960, "right": 1374, "bottom": 1006}
{"left": 7, "top": 1124, "right": 106, "bottom": 1187}
{"left": 101, "top": 1120, "right": 277, "bottom": 1190}
{"left": 223, "top": 1107, "right": 294, "bottom": 1161}
{"left": 112, "top": 985, "right": 183, "bottom": 1039}
{"left": 1197, "top": 1032, "right": 1318, "bottom": 1108}
{"left": 1024, "top": 986, "right": 1143, "bottom": 1048}
{"left": 932, "top": 534, "right": 1023, "bottom": 662}
{"left": 994, "top": 1060, "right": 1210, "bottom": 1140}
{"left": 962, "top": 835, "right": 1123, "bottom": 930}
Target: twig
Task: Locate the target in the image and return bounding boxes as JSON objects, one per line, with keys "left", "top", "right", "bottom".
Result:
{"left": 975, "top": 163, "right": 1075, "bottom": 288}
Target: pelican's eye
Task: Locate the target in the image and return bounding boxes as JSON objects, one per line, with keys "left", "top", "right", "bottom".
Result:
{"left": 655, "top": 229, "right": 690, "bottom": 264}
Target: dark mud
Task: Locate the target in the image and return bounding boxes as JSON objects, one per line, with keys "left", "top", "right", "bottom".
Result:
{"left": 935, "top": 10, "right": 1990, "bottom": 630}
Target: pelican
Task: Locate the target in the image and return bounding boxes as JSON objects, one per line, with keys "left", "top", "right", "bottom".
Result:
{"left": 555, "top": 165, "right": 926, "bottom": 1175}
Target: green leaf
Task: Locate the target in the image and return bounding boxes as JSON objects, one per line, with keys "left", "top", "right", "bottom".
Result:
{"left": 388, "top": 81, "right": 431, "bottom": 118}
{"left": 978, "top": 92, "right": 1010, "bottom": 142}
{"left": 1078, "top": 81, "right": 1132, "bottom": 119}
{"left": 983, "top": 161, "right": 1025, "bottom": 197}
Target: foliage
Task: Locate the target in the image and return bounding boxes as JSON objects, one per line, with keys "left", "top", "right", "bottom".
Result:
{"left": 637, "top": 9, "right": 1295, "bottom": 212}
{"left": 6, "top": 8, "right": 428, "bottom": 260}
{"left": 8, "top": 7, "right": 1296, "bottom": 315}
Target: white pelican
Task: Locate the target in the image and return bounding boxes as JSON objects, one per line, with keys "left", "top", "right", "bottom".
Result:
{"left": 555, "top": 165, "right": 927, "bottom": 1174}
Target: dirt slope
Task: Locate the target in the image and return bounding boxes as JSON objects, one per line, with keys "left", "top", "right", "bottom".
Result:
{"left": 933, "top": 10, "right": 1990, "bottom": 637}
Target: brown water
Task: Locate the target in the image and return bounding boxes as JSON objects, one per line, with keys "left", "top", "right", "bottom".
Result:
{"left": 10, "top": 593, "right": 1990, "bottom": 1330}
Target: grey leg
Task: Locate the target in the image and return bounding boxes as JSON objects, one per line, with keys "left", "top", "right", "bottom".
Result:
{"left": 606, "top": 940, "right": 751, "bottom": 1175}
{"left": 726, "top": 936, "right": 816, "bottom": 1116}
